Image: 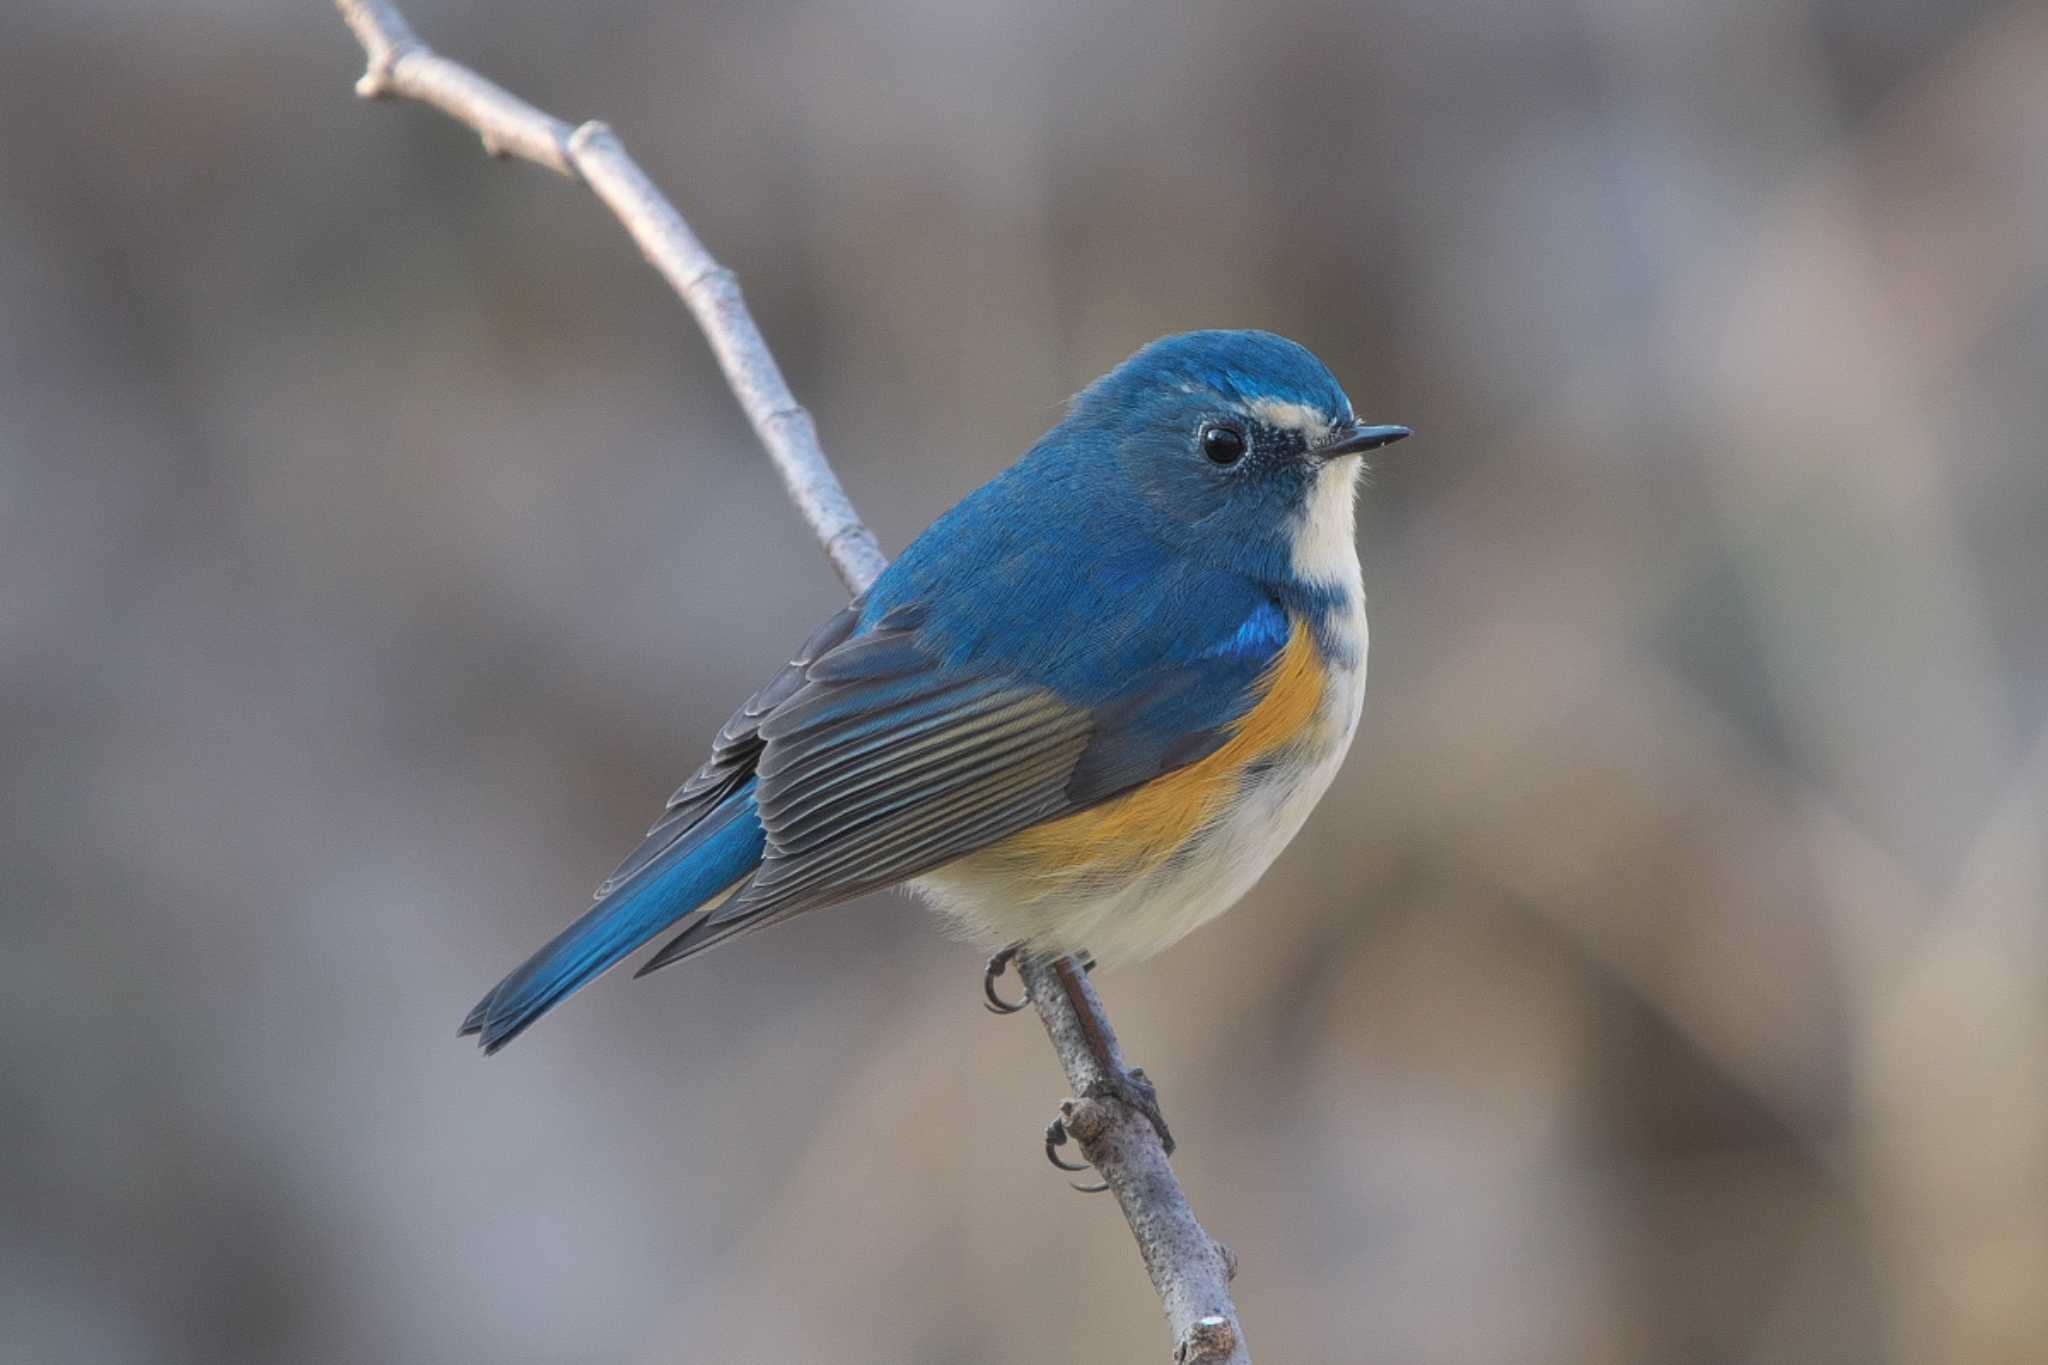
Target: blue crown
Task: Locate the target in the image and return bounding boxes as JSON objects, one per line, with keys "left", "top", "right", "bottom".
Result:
{"left": 1073, "top": 330, "right": 1353, "bottom": 426}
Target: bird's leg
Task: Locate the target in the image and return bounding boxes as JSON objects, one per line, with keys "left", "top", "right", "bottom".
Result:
{"left": 982, "top": 943, "right": 1028, "bottom": 1014}
{"left": 1053, "top": 954, "right": 1176, "bottom": 1156}
{"left": 987, "top": 944, "right": 1094, "bottom": 1015}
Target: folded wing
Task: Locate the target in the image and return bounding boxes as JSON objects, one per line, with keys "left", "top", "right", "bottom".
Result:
{"left": 635, "top": 595, "right": 1291, "bottom": 971}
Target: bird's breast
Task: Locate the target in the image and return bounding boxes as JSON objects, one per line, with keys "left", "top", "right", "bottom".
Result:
{"left": 914, "top": 605, "right": 1366, "bottom": 962}
{"left": 996, "top": 616, "right": 1341, "bottom": 875}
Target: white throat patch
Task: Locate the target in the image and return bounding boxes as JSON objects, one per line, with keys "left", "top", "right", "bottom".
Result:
{"left": 1291, "top": 456, "right": 1364, "bottom": 589}
{"left": 1242, "top": 398, "right": 1363, "bottom": 590}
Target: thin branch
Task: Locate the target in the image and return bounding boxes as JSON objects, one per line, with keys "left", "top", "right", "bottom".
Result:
{"left": 1022, "top": 957, "right": 1250, "bottom": 1364}
{"left": 332, "top": 0, "right": 886, "bottom": 594}
{"left": 330, "top": 4, "right": 1245, "bottom": 1359}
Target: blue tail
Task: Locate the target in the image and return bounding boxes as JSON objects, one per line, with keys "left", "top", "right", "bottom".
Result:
{"left": 461, "top": 789, "right": 766, "bottom": 1053}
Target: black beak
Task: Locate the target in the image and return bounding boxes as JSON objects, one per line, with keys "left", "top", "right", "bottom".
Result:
{"left": 1317, "top": 422, "right": 1412, "bottom": 459}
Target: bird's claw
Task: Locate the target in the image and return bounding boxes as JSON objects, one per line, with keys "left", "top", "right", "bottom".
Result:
{"left": 1044, "top": 1112, "right": 1109, "bottom": 1193}
{"left": 1001, "top": 947, "right": 1166, "bottom": 1185}
{"left": 985, "top": 945, "right": 1098, "bottom": 1015}
{"left": 983, "top": 944, "right": 1027, "bottom": 1014}
{"left": 1041, "top": 1062, "right": 1174, "bottom": 1190}
{"left": 1087, "top": 1065, "right": 1175, "bottom": 1156}
{"left": 983, "top": 945, "right": 1097, "bottom": 1019}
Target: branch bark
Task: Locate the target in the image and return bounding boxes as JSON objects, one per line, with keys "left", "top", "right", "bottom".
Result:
{"left": 1021, "top": 957, "right": 1249, "bottom": 1364}
{"left": 330, "top": 4, "right": 1246, "bottom": 1359}
{"left": 331, "top": 0, "right": 886, "bottom": 594}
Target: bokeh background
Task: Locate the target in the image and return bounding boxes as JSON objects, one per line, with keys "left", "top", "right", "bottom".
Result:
{"left": 5, "top": 1, "right": 2045, "bottom": 1361}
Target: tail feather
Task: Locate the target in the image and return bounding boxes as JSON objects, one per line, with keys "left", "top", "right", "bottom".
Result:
{"left": 632, "top": 876, "right": 767, "bottom": 977}
{"left": 462, "top": 789, "right": 767, "bottom": 1053}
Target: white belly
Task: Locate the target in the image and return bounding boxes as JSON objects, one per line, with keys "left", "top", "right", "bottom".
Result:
{"left": 913, "top": 603, "right": 1368, "bottom": 964}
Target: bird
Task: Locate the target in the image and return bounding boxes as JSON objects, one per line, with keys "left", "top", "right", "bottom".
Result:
{"left": 460, "top": 329, "right": 1408, "bottom": 1058}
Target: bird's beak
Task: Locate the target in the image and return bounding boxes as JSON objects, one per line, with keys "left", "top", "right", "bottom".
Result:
{"left": 1316, "top": 422, "right": 1412, "bottom": 459}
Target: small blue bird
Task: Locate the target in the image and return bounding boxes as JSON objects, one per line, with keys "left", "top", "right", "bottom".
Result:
{"left": 462, "top": 330, "right": 1408, "bottom": 1054}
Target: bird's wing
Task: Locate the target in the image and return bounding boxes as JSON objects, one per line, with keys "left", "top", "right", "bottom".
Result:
{"left": 635, "top": 590, "right": 1295, "bottom": 971}
{"left": 592, "top": 596, "right": 866, "bottom": 900}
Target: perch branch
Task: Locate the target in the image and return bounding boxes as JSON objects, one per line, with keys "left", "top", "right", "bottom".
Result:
{"left": 330, "top": 4, "right": 1245, "bottom": 1359}
{"left": 1022, "top": 957, "right": 1249, "bottom": 1364}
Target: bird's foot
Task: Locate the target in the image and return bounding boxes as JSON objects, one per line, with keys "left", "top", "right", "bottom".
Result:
{"left": 983, "top": 943, "right": 1028, "bottom": 1014}
{"left": 1041, "top": 1064, "right": 1176, "bottom": 1192}
{"left": 1086, "top": 1064, "right": 1175, "bottom": 1156}
{"left": 984, "top": 944, "right": 1097, "bottom": 1015}
{"left": 1044, "top": 1111, "right": 1109, "bottom": 1193}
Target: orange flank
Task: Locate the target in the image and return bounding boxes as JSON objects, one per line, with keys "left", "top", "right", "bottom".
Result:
{"left": 990, "top": 619, "right": 1328, "bottom": 879}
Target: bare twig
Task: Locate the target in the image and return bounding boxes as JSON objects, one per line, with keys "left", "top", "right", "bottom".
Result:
{"left": 330, "top": 3, "right": 1245, "bottom": 1358}
{"left": 1023, "top": 957, "right": 1250, "bottom": 1364}
{"left": 331, "top": 0, "right": 886, "bottom": 593}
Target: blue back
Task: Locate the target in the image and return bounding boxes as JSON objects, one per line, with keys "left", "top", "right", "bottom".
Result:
{"left": 863, "top": 329, "right": 1359, "bottom": 706}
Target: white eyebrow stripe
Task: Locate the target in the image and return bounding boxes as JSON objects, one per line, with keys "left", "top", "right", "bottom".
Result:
{"left": 1245, "top": 398, "right": 1332, "bottom": 441}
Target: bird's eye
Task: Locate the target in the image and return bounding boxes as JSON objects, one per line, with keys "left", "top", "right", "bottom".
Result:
{"left": 1200, "top": 423, "right": 1247, "bottom": 465}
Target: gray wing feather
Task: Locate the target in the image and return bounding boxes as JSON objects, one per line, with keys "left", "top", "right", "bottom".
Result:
{"left": 632, "top": 600, "right": 1262, "bottom": 975}
{"left": 594, "top": 596, "right": 864, "bottom": 899}
{"left": 636, "top": 670, "right": 1092, "bottom": 971}
{"left": 754, "top": 700, "right": 1089, "bottom": 871}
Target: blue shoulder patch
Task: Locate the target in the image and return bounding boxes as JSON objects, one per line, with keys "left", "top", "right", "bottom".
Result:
{"left": 1201, "top": 598, "right": 1289, "bottom": 661}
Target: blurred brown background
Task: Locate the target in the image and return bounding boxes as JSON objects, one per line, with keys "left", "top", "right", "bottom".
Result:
{"left": 4, "top": 1, "right": 2045, "bottom": 1362}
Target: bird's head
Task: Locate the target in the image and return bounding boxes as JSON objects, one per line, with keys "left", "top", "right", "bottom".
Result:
{"left": 1058, "top": 330, "right": 1408, "bottom": 588}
